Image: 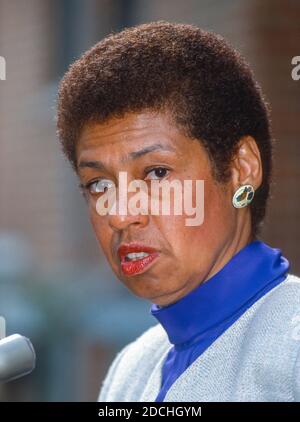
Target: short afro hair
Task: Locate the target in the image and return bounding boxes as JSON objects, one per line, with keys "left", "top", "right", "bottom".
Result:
{"left": 57, "top": 20, "right": 273, "bottom": 237}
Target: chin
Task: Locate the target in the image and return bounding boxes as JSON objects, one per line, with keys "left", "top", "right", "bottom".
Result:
{"left": 123, "top": 278, "right": 167, "bottom": 301}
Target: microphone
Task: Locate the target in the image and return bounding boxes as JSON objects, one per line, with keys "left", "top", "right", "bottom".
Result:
{"left": 0, "top": 334, "right": 36, "bottom": 382}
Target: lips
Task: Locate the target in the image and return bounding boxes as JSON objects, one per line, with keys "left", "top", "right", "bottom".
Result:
{"left": 117, "top": 243, "right": 159, "bottom": 276}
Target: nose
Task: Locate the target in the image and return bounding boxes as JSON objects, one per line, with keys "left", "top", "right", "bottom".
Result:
{"left": 108, "top": 188, "right": 150, "bottom": 231}
{"left": 108, "top": 211, "right": 149, "bottom": 232}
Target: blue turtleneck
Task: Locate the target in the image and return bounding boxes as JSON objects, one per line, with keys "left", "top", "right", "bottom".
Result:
{"left": 150, "top": 240, "right": 290, "bottom": 402}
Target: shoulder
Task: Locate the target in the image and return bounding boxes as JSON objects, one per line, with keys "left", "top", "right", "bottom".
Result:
{"left": 239, "top": 273, "right": 300, "bottom": 400}
{"left": 98, "top": 324, "right": 170, "bottom": 401}
{"left": 124, "top": 322, "right": 168, "bottom": 355}
{"left": 245, "top": 273, "right": 300, "bottom": 342}
{"left": 253, "top": 273, "right": 300, "bottom": 320}
{"left": 114, "top": 323, "right": 169, "bottom": 364}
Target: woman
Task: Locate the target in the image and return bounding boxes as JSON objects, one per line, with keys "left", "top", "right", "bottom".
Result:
{"left": 57, "top": 21, "right": 300, "bottom": 401}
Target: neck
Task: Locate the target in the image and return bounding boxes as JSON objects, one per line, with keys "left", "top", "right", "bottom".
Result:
{"left": 204, "top": 225, "right": 253, "bottom": 286}
{"left": 158, "top": 227, "right": 253, "bottom": 308}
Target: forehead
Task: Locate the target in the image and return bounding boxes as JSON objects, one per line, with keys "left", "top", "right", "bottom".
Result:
{"left": 76, "top": 110, "right": 207, "bottom": 168}
{"left": 78, "top": 111, "right": 179, "bottom": 149}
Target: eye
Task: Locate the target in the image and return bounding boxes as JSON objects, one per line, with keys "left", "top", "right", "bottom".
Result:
{"left": 86, "top": 179, "right": 115, "bottom": 194}
{"left": 145, "top": 167, "right": 169, "bottom": 180}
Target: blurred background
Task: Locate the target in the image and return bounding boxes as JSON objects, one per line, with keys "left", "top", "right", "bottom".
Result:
{"left": 0, "top": 0, "right": 299, "bottom": 401}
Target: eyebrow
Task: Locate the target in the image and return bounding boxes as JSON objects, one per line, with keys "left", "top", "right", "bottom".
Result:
{"left": 128, "top": 143, "right": 174, "bottom": 159}
{"left": 78, "top": 160, "right": 107, "bottom": 172}
{"left": 78, "top": 143, "right": 175, "bottom": 170}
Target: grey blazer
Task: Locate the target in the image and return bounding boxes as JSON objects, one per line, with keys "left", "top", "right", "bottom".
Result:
{"left": 98, "top": 274, "right": 300, "bottom": 402}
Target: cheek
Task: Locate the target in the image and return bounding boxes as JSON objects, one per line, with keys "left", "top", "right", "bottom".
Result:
{"left": 169, "top": 182, "right": 233, "bottom": 257}
{"left": 90, "top": 211, "right": 111, "bottom": 256}
{"left": 202, "top": 181, "right": 235, "bottom": 239}
{"left": 152, "top": 180, "right": 231, "bottom": 251}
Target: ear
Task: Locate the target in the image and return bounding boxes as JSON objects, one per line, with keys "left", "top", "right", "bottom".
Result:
{"left": 230, "top": 136, "right": 263, "bottom": 191}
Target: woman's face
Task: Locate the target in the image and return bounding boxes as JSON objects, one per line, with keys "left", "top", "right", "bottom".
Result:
{"left": 77, "top": 111, "right": 252, "bottom": 306}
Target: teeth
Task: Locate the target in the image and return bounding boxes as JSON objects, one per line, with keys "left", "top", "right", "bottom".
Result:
{"left": 125, "top": 252, "right": 150, "bottom": 261}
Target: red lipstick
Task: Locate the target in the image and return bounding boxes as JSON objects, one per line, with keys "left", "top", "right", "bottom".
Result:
{"left": 117, "top": 243, "right": 159, "bottom": 276}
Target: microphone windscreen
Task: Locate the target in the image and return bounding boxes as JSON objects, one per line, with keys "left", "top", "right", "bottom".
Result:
{"left": 0, "top": 334, "right": 36, "bottom": 382}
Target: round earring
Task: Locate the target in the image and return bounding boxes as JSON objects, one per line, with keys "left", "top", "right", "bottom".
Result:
{"left": 232, "top": 184, "right": 255, "bottom": 208}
